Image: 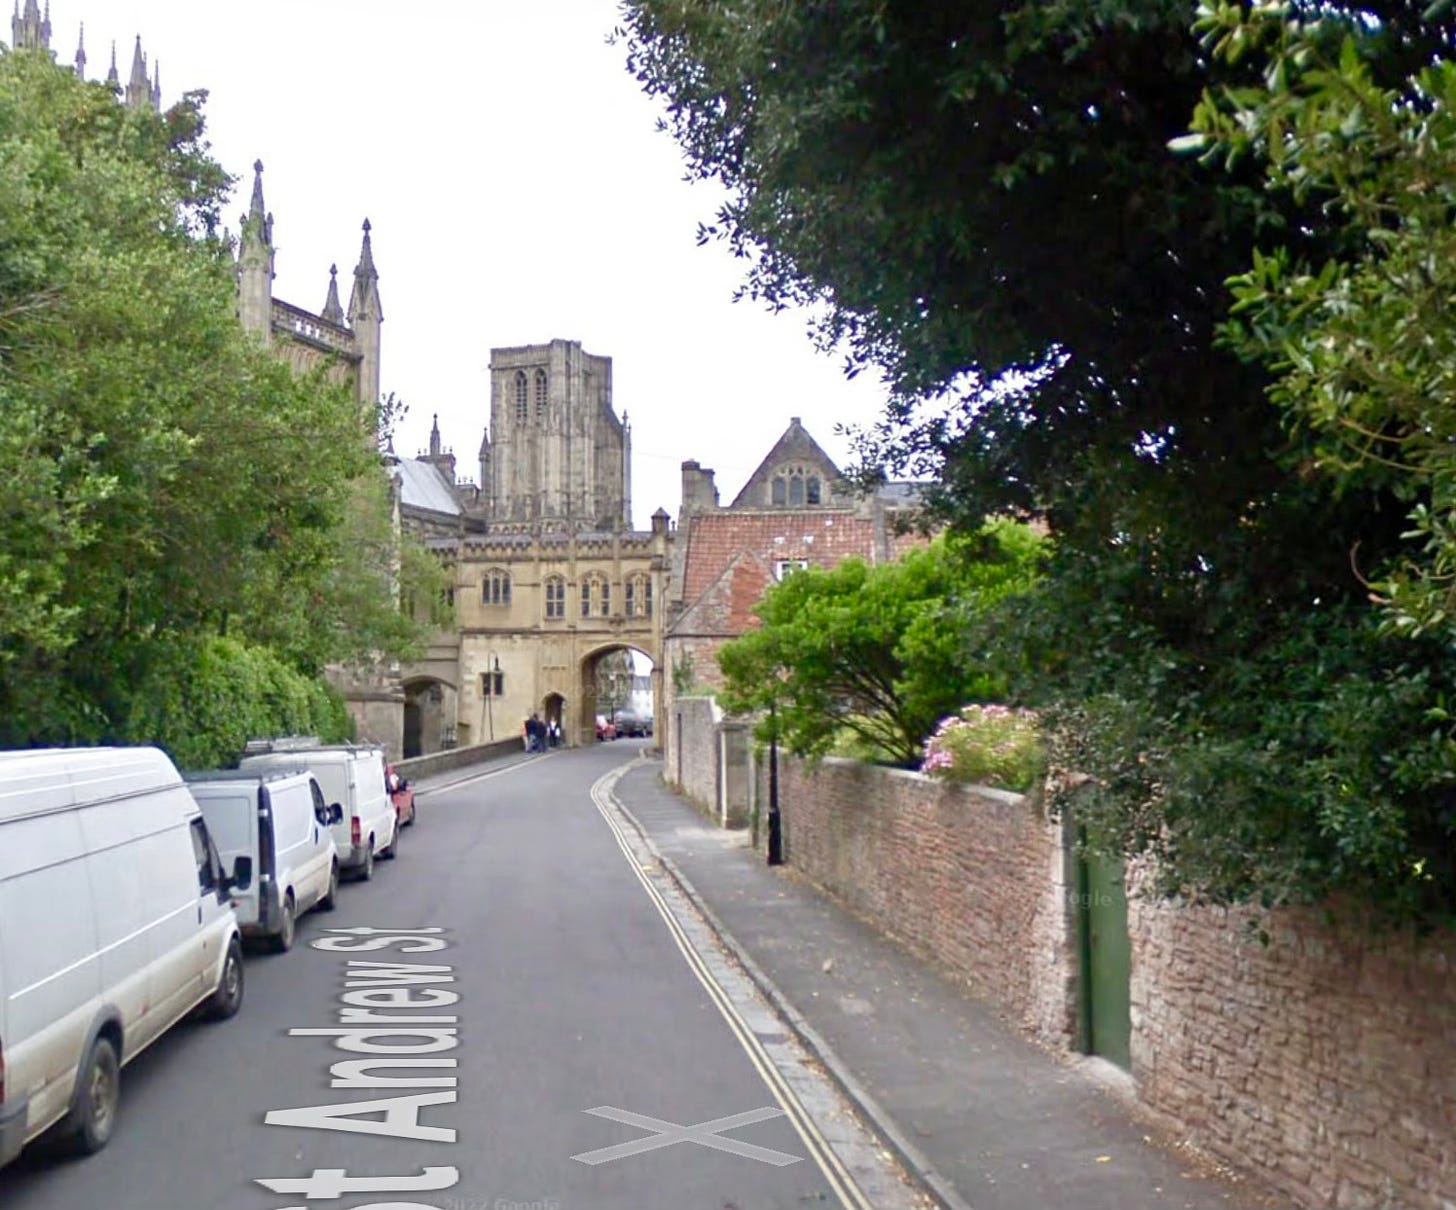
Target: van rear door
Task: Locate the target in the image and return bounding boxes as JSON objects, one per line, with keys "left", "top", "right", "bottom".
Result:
{"left": 198, "top": 790, "right": 259, "bottom": 930}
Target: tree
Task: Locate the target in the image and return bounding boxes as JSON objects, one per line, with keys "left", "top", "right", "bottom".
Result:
{"left": 617, "top": 1, "right": 1456, "bottom": 923}
{"left": 1189, "top": 1, "right": 1456, "bottom": 643}
{"left": 0, "top": 47, "right": 434, "bottom": 747}
{"left": 717, "top": 524, "right": 1045, "bottom": 766}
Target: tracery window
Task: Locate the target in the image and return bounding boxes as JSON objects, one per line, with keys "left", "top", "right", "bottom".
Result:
{"left": 544, "top": 575, "right": 566, "bottom": 620}
{"left": 482, "top": 568, "right": 511, "bottom": 606}
{"left": 514, "top": 371, "right": 528, "bottom": 422}
{"left": 534, "top": 369, "right": 548, "bottom": 419}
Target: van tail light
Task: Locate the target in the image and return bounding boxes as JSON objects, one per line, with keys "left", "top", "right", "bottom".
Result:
{"left": 351, "top": 817, "right": 361, "bottom": 847}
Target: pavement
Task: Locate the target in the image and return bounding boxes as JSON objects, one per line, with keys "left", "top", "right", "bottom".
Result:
{"left": 599, "top": 751, "right": 1282, "bottom": 1210}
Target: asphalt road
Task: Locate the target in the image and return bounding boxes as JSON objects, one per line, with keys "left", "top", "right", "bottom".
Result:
{"left": 0, "top": 741, "right": 907, "bottom": 1210}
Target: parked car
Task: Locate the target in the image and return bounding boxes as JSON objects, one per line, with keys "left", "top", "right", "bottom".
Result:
{"left": 239, "top": 741, "right": 397, "bottom": 880}
{"left": 595, "top": 714, "right": 617, "bottom": 741}
{"left": 385, "top": 761, "right": 415, "bottom": 827}
{"left": 0, "top": 747, "right": 246, "bottom": 1168}
{"left": 185, "top": 769, "right": 342, "bottom": 952}
{"left": 616, "top": 709, "right": 654, "bottom": 738}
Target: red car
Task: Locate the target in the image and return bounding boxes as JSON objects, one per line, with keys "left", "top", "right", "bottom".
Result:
{"left": 385, "top": 762, "right": 416, "bottom": 827}
{"left": 595, "top": 714, "right": 617, "bottom": 741}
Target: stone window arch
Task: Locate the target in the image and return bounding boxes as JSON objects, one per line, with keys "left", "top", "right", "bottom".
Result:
{"left": 772, "top": 476, "right": 787, "bottom": 506}
{"left": 580, "top": 573, "right": 609, "bottom": 618}
{"left": 789, "top": 474, "right": 805, "bottom": 506}
{"left": 807, "top": 476, "right": 821, "bottom": 505}
{"left": 482, "top": 567, "right": 511, "bottom": 606}
{"left": 625, "top": 573, "right": 653, "bottom": 618}
{"left": 544, "top": 574, "right": 566, "bottom": 620}
{"left": 534, "top": 368, "right": 548, "bottom": 418}
{"left": 514, "top": 371, "right": 528, "bottom": 422}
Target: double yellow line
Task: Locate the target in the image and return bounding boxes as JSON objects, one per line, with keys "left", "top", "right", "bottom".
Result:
{"left": 591, "top": 765, "right": 876, "bottom": 1210}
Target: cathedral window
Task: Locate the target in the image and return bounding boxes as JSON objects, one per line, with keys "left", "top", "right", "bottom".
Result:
{"left": 807, "top": 476, "right": 821, "bottom": 505}
{"left": 514, "top": 371, "right": 528, "bottom": 422}
{"left": 581, "top": 573, "right": 609, "bottom": 618}
{"left": 545, "top": 575, "right": 566, "bottom": 620}
{"left": 626, "top": 574, "right": 653, "bottom": 618}
{"left": 534, "top": 369, "right": 548, "bottom": 418}
{"left": 482, "top": 569, "right": 511, "bottom": 606}
{"left": 772, "top": 477, "right": 786, "bottom": 506}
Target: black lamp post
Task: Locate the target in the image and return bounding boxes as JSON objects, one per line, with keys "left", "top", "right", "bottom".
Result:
{"left": 767, "top": 697, "right": 783, "bottom": 866}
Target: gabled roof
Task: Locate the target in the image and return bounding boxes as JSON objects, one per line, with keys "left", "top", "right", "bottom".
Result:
{"left": 396, "top": 458, "right": 461, "bottom": 516}
{"left": 729, "top": 416, "right": 843, "bottom": 508}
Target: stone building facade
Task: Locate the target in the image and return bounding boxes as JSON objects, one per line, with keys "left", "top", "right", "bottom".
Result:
{"left": 393, "top": 341, "right": 667, "bottom": 757}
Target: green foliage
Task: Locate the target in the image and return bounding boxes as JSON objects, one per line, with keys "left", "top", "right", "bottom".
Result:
{"left": 118, "top": 635, "right": 352, "bottom": 771}
{"left": 922, "top": 704, "right": 1045, "bottom": 794}
{"left": 717, "top": 523, "right": 1046, "bottom": 767}
{"left": 0, "top": 47, "right": 435, "bottom": 754}
{"left": 620, "top": 0, "right": 1456, "bottom": 925}
{"left": 1189, "top": 1, "right": 1456, "bottom": 642}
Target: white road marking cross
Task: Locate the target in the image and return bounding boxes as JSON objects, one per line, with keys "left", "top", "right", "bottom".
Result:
{"left": 570, "top": 1105, "right": 803, "bottom": 1167}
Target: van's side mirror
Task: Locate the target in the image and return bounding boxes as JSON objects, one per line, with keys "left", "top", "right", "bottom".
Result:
{"left": 228, "top": 855, "right": 253, "bottom": 893}
{"left": 329, "top": 803, "right": 344, "bottom": 824}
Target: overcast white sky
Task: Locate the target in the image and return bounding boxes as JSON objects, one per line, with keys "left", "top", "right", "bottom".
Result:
{"left": 40, "top": 0, "right": 893, "bottom": 528}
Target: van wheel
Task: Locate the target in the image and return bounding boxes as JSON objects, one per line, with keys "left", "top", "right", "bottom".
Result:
{"left": 64, "top": 1036, "right": 120, "bottom": 1155}
{"left": 271, "top": 894, "right": 296, "bottom": 952}
{"left": 358, "top": 842, "right": 375, "bottom": 882}
{"left": 383, "top": 821, "right": 399, "bottom": 860}
{"left": 205, "top": 938, "right": 245, "bottom": 1020}
{"left": 319, "top": 862, "right": 339, "bottom": 910}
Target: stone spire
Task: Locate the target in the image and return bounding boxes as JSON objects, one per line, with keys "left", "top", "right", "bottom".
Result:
{"left": 347, "top": 219, "right": 383, "bottom": 406}
{"left": 150, "top": 57, "right": 160, "bottom": 109}
{"left": 320, "top": 264, "right": 344, "bottom": 326}
{"left": 105, "top": 39, "right": 118, "bottom": 87}
{"left": 12, "top": 0, "right": 51, "bottom": 50}
{"left": 236, "top": 160, "right": 275, "bottom": 343}
{"left": 124, "top": 36, "right": 152, "bottom": 109}
{"left": 429, "top": 414, "right": 442, "bottom": 457}
{"left": 73, "top": 20, "right": 85, "bottom": 78}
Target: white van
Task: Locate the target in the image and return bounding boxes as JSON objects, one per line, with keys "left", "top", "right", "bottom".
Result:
{"left": 185, "top": 769, "right": 342, "bottom": 952}
{"left": 238, "top": 742, "right": 397, "bottom": 881}
{"left": 0, "top": 747, "right": 245, "bottom": 1168}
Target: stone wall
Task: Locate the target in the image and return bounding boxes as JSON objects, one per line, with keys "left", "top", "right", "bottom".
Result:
{"left": 752, "top": 749, "right": 1456, "bottom": 1210}
{"left": 396, "top": 737, "right": 523, "bottom": 782}
{"left": 762, "top": 754, "right": 1076, "bottom": 1044}
{"left": 1129, "top": 892, "right": 1456, "bottom": 1209}
{"left": 665, "top": 695, "right": 721, "bottom": 815}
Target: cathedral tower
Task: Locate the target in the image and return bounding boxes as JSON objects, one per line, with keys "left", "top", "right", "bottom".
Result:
{"left": 485, "top": 340, "right": 630, "bottom": 531}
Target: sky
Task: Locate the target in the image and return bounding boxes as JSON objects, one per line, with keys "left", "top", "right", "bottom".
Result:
{"left": 33, "top": 0, "right": 895, "bottom": 529}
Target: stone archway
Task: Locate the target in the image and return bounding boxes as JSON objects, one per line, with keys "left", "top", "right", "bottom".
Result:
{"left": 578, "top": 643, "right": 658, "bottom": 748}
{"left": 401, "top": 676, "right": 457, "bottom": 758}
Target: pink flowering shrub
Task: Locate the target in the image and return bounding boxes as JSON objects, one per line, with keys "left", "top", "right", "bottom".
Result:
{"left": 921, "top": 704, "right": 1044, "bottom": 793}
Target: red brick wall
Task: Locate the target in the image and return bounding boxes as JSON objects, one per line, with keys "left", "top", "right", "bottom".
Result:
{"left": 765, "top": 755, "right": 1077, "bottom": 1044}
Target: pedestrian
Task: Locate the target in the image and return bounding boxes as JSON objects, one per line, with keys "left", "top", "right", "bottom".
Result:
{"left": 522, "top": 718, "right": 532, "bottom": 752}
{"left": 528, "top": 712, "right": 544, "bottom": 753}
{"left": 548, "top": 718, "right": 561, "bottom": 748}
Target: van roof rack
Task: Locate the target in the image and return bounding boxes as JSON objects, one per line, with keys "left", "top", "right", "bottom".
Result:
{"left": 242, "top": 736, "right": 322, "bottom": 754}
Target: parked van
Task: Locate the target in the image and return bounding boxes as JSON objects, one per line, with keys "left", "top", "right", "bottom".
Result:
{"left": 185, "top": 769, "right": 342, "bottom": 952}
{"left": 0, "top": 747, "right": 246, "bottom": 1168}
{"left": 238, "top": 742, "right": 397, "bottom": 881}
